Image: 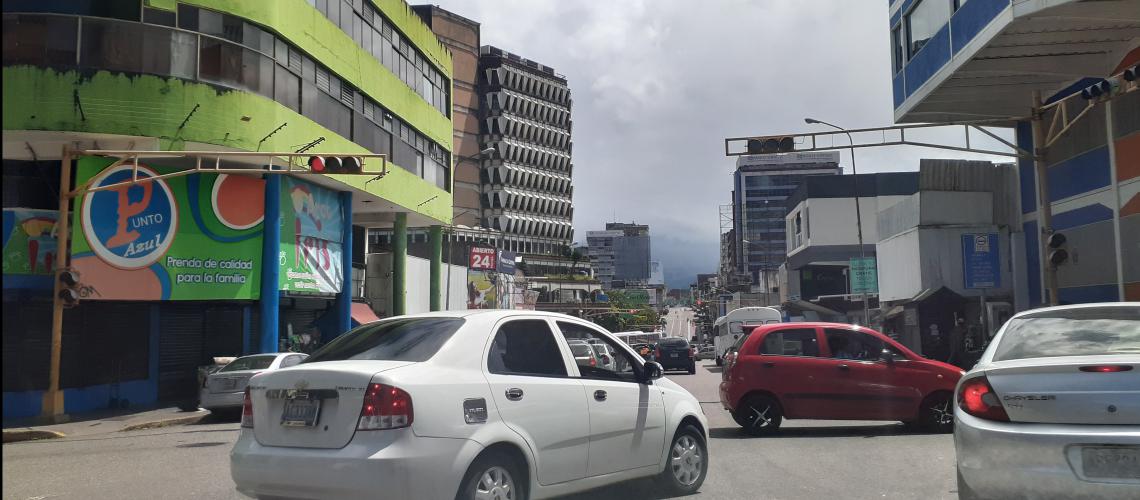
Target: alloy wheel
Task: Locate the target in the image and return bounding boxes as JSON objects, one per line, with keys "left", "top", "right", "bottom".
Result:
{"left": 670, "top": 435, "right": 703, "bottom": 486}
{"left": 474, "top": 466, "right": 515, "bottom": 500}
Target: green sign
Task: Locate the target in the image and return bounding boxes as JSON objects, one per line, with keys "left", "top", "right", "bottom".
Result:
{"left": 625, "top": 289, "right": 651, "bottom": 305}
{"left": 849, "top": 257, "right": 878, "bottom": 294}
{"left": 71, "top": 157, "right": 264, "bottom": 300}
{"left": 3, "top": 208, "right": 58, "bottom": 278}
{"left": 279, "top": 177, "right": 344, "bottom": 293}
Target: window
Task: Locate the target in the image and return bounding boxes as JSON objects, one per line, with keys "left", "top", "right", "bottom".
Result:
{"left": 198, "top": 37, "right": 273, "bottom": 98}
{"left": 279, "top": 354, "right": 306, "bottom": 368}
{"left": 824, "top": 329, "right": 884, "bottom": 361}
{"left": 992, "top": 307, "right": 1140, "bottom": 361}
{"left": 760, "top": 328, "right": 819, "bottom": 357}
{"left": 2, "top": 14, "right": 78, "bottom": 68}
{"left": 220, "top": 355, "right": 277, "bottom": 372}
{"left": 274, "top": 64, "right": 301, "bottom": 112}
{"left": 487, "top": 319, "right": 568, "bottom": 377}
{"left": 891, "top": 26, "right": 904, "bottom": 73}
{"left": 906, "top": 0, "right": 951, "bottom": 57}
{"left": 304, "top": 317, "right": 464, "bottom": 363}
{"left": 556, "top": 322, "right": 638, "bottom": 382}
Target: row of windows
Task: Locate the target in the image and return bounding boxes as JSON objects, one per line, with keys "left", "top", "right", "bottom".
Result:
{"left": 483, "top": 64, "right": 571, "bottom": 106}
{"left": 483, "top": 190, "right": 572, "bottom": 218}
{"left": 485, "top": 89, "right": 572, "bottom": 129}
{"left": 2, "top": 12, "right": 450, "bottom": 190}
{"left": 485, "top": 114, "right": 572, "bottom": 151}
{"left": 483, "top": 165, "right": 573, "bottom": 195}
{"left": 307, "top": 0, "right": 450, "bottom": 117}
{"left": 892, "top": 0, "right": 970, "bottom": 73}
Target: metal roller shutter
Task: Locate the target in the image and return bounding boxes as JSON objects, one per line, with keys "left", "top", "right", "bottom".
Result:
{"left": 158, "top": 303, "right": 205, "bottom": 403}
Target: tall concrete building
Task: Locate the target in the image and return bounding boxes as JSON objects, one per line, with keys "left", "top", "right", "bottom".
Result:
{"left": 478, "top": 46, "right": 574, "bottom": 258}
{"left": 587, "top": 223, "right": 651, "bottom": 289}
{"left": 733, "top": 151, "right": 841, "bottom": 293}
{"left": 413, "top": 5, "right": 481, "bottom": 227}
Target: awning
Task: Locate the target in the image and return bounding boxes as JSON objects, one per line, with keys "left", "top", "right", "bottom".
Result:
{"left": 350, "top": 302, "right": 382, "bottom": 326}
{"left": 883, "top": 305, "right": 906, "bottom": 319}
{"left": 786, "top": 300, "right": 843, "bottom": 318}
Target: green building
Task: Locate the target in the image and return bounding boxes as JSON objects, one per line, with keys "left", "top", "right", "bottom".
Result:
{"left": 2, "top": 0, "right": 454, "bottom": 419}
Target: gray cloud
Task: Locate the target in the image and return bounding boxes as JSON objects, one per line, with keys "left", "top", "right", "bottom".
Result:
{"left": 429, "top": 0, "right": 1015, "bottom": 288}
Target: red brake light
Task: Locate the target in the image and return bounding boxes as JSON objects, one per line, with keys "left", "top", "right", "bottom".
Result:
{"left": 1079, "top": 365, "right": 1133, "bottom": 373}
{"left": 358, "top": 383, "right": 413, "bottom": 430}
{"left": 241, "top": 388, "right": 254, "bottom": 428}
{"left": 589, "top": 355, "right": 597, "bottom": 367}
{"left": 957, "top": 376, "right": 1009, "bottom": 422}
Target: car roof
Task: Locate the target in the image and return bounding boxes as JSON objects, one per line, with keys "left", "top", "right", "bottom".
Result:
{"left": 1010, "top": 301, "right": 1139, "bottom": 319}
{"left": 381, "top": 310, "right": 592, "bottom": 322}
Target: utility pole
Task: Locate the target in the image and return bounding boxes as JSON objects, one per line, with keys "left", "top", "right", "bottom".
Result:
{"left": 1030, "top": 91, "right": 1059, "bottom": 306}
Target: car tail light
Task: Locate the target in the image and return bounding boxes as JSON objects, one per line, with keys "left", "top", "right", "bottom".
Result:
{"left": 655, "top": 347, "right": 662, "bottom": 359}
{"left": 957, "top": 376, "right": 1009, "bottom": 422}
{"left": 1079, "top": 365, "right": 1133, "bottom": 373}
{"left": 589, "top": 355, "right": 597, "bottom": 367}
{"left": 689, "top": 347, "right": 696, "bottom": 359}
{"left": 358, "top": 383, "right": 413, "bottom": 430}
{"left": 241, "top": 388, "right": 254, "bottom": 428}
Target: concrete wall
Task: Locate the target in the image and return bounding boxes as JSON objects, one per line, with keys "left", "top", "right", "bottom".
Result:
{"left": 878, "top": 226, "right": 1014, "bottom": 302}
{"left": 789, "top": 195, "right": 910, "bottom": 253}
{"left": 879, "top": 191, "right": 994, "bottom": 240}
{"left": 877, "top": 228, "right": 924, "bottom": 302}
{"left": 365, "top": 253, "right": 467, "bottom": 316}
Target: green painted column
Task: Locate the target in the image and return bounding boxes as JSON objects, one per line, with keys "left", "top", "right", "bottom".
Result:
{"left": 429, "top": 225, "right": 443, "bottom": 311}
{"left": 392, "top": 213, "right": 407, "bottom": 316}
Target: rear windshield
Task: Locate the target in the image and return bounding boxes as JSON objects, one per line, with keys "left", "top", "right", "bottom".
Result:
{"left": 569, "top": 344, "right": 592, "bottom": 356}
{"left": 659, "top": 338, "right": 687, "bottom": 348}
{"left": 220, "top": 355, "right": 276, "bottom": 372}
{"left": 993, "top": 307, "right": 1140, "bottom": 361}
{"left": 303, "top": 318, "right": 465, "bottom": 363}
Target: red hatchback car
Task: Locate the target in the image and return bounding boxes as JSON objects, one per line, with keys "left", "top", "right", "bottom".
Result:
{"left": 719, "top": 322, "right": 964, "bottom": 436}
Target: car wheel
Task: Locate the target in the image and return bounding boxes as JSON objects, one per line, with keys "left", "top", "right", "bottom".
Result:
{"left": 657, "top": 424, "right": 707, "bottom": 496}
{"left": 734, "top": 394, "right": 782, "bottom": 436}
{"left": 457, "top": 450, "right": 526, "bottom": 500}
{"left": 919, "top": 392, "right": 954, "bottom": 433}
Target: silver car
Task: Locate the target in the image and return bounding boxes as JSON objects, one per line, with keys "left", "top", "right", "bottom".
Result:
{"left": 200, "top": 353, "right": 306, "bottom": 412}
{"left": 954, "top": 303, "right": 1140, "bottom": 500}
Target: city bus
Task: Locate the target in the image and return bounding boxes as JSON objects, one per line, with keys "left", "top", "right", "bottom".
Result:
{"left": 613, "top": 330, "right": 662, "bottom": 346}
{"left": 713, "top": 307, "right": 783, "bottom": 366}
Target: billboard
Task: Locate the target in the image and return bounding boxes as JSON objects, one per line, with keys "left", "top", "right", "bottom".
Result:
{"left": 469, "top": 247, "right": 496, "bottom": 270}
{"left": 71, "top": 157, "right": 263, "bottom": 300}
{"left": 467, "top": 269, "right": 497, "bottom": 309}
{"left": 279, "top": 177, "right": 344, "bottom": 294}
{"left": 3, "top": 208, "right": 58, "bottom": 279}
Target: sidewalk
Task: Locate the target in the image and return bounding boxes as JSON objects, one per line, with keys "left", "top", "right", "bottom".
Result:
{"left": 3, "top": 407, "right": 210, "bottom": 443}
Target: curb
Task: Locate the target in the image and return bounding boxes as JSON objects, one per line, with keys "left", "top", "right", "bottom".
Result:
{"left": 2, "top": 429, "right": 67, "bottom": 443}
{"left": 120, "top": 412, "right": 208, "bottom": 432}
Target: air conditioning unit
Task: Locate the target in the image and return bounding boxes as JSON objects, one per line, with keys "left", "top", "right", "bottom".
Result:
{"left": 985, "top": 302, "right": 1013, "bottom": 337}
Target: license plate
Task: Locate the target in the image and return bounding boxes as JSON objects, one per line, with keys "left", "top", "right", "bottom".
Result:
{"left": 281, "top": 398, "right": 321, "bottom": 427}
{"left": 670, "top": 353, "right": 679, "bottom": 358}
{"left": 220, "top": 379, "right": 236, "bottom": 391}
{"left": 1082, "top": 446, "right": 1140, "bottom": 480}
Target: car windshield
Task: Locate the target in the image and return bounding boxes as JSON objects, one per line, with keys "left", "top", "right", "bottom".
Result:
{"left": 992, "top": 307, "right": 1140, "bottom": 361}
{"left": 219, "top": 355, "right": 276, "bottom": 372}
{"left": 303, "top": 318, "right": 465, "bottom": 363}
{"left": 569, "top": 344, "right": 592, "bottom": 356}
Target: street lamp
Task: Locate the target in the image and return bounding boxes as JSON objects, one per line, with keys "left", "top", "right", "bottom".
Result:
{"left": 805, "top": 117, "right": 869, "bottom": 325}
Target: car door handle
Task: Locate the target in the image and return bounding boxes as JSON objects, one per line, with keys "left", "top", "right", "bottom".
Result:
{"left": 837, "top": 364, "right": 850, "bottom": 371}
{"left": 594, "top": 390, "right": 607, "bottom": 401}
{"left": 762, "top": 362, "right": 776, "bottom": 368}
{"left": 505, "top": 388, "right": 524, "bottom": 401}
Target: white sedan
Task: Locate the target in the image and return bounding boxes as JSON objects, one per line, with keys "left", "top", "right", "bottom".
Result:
{"left": 230, "top": 310, "right": 709, "bottom": 500}
{"left": 200, "top": 352, "right": 307, "bottom": 413}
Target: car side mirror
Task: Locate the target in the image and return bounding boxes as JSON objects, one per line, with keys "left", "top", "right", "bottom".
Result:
{"left": 880, "top": 349, "right": 895, "bottom": 364}
{"left": 642, "top": 361, "right": 664, "bottom": 382}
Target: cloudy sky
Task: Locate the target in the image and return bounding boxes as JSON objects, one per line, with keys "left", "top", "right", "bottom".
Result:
{"left": 429, "top": 0, "right": 1013, "bottom": 288}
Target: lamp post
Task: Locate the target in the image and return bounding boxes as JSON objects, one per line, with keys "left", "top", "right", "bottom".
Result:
{"left": 805, "top": 118, "right": 870, "bottom": 325}
{"left": 446, "top": 147, "right": 496, "bottom": 310}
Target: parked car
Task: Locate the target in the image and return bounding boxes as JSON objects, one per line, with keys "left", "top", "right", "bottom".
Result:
{"left": 567, "top": 341, "right": 602, "bottom": 370}
{"left": 954, "top": 303, "right": 1140, "bottom": 500}
{"left": 719, "top": 322, "right": 963, "bottom": 436}
{"left": 586, "top": 338, "right": 619, "bottom": 372}
{"left": 199, "top": 353, "right": 306, "bottom": 413}
{"left": 698, "top": 345, "right": 716, "bottom": 360}
{"left": 656, "top": 337, "right": 696, "bottom": 374}
{"left": 231, "top": 311, "right": 709, "bottom": 500}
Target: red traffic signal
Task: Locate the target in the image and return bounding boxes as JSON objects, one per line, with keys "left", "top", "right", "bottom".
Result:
{"left": 308, "top": 156, "right": 362, "bottom": 175}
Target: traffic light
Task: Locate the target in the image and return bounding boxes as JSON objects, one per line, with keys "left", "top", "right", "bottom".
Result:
{"left": 58, "top": 270, "right": 81, "bottom": 308}
{"left": 308, "top": 155, "right": 363, "bottom": 174}
{"left": 747, "top": 136, "right": 796, "bottom": 154}
{"left": 1047, "top": 232, "right": 1068, "bottom": 267}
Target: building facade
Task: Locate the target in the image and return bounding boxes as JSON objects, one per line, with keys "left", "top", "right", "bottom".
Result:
{"left": 733, "top": 151, "right": 841, "bottom": 294}
{"left": 586, "top": 223, "right": 651, "bottom": 289}
{"left": 412, "top": 5, "right": 481, "bottom": 228}
{"left": 477, "top": 45, "right": 574, "bottom": 259}
{"left": 887, "top": 0, "right": 1140, "bottom": 305}
{"left": 2, "top": 0, "right": 453, "bottom": 419}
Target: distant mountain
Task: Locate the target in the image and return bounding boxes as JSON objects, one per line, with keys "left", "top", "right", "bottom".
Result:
{"left": 651, "top": 234, "right": 717, "bottom": 290}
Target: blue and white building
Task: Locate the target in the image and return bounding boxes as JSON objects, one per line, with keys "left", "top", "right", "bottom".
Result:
{"left": 888, "top": 0, "right": 1140, "bottom": 305}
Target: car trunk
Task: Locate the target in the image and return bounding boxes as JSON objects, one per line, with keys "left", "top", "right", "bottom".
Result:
{"left": 250, "top": 360, "right": 414, "bottom": 449}
{"left": 985, "top": 357, "right": 1140, "bottom": 425}
{"left": 207, "top": 370, "right": 258, "bottom": 393}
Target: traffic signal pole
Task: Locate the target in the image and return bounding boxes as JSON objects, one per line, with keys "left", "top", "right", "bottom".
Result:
{"left": 1030, "top": 90, "right": 1060, "bottom": 306}
{"left": 43, "top": 146, "right": 73, "bottom": 421}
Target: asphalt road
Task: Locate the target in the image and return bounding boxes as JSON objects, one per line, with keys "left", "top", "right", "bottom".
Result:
{"left": 664, "top": 307, "right": 694, "bottom": 340}
{"left": 3, "top": 313, "right": 958, "bottom": 499}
